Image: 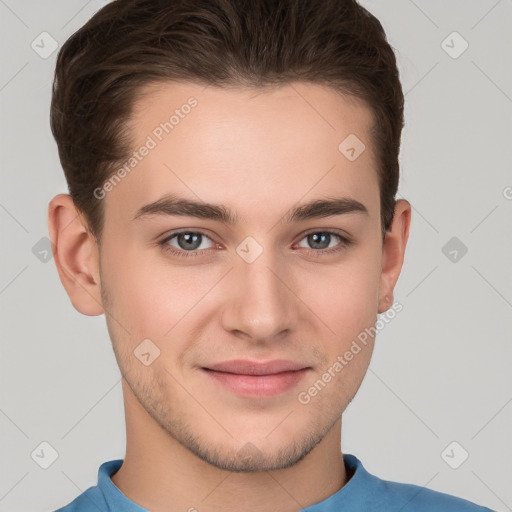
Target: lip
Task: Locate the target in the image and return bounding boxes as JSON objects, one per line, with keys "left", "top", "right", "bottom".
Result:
{"left": 206, "top": 359, "right": 308, "bottom": 375}
{"left": 201, "top": 359, "right": 310, "bottom": 397}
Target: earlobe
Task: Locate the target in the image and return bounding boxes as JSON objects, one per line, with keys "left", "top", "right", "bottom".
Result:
{"left": 47, "top": 194, "right": 105, "bottom": 316}
{"left": 378, "top": 199, "right": 411, "bottom": 314}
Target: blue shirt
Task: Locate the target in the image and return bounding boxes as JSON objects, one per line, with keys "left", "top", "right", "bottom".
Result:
{"left": 54, "top": 454, "right": 495, "bottom": 511}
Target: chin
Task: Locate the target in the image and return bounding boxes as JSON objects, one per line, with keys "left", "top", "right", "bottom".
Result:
{"left": 189, "top": 434, "right": 322, "bottom": 473}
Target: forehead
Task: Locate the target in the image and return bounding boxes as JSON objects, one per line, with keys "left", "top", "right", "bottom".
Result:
{"left": 104, "top": 80, "right": 379, "bottom": 227}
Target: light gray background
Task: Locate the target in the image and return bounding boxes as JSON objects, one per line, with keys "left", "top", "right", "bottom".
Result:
{"left": 1, "top": 1, "right": 511, "bottom": 511}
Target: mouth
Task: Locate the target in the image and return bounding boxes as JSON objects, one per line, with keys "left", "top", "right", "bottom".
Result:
{"left": 201, "top": 359, "right": 310, "bottom": 398}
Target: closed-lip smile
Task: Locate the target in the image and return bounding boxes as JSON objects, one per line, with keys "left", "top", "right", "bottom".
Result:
{"left": 201, "top": 359, "right": 310, "bottom": 397}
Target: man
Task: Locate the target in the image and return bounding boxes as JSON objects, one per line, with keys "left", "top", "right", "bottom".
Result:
{"left": 48, "top": 0, "right": 494, "bottom": 510}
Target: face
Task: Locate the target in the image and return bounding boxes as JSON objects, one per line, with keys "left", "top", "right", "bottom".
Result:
{"left": 95, "top": 81, "right": 387, "bottom": 471}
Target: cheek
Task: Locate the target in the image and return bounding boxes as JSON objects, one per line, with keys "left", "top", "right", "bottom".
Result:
{"left": 101, "top": 244, "right": 223, "bottom": 351}
{"left": 298, "top": 248, "right": 381, "bottom": 338}
{"left": 101, "top": 230, "right": 381, "bottom": 351}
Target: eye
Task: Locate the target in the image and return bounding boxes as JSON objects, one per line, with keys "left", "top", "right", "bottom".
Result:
{"left": 159, "top": 230, "right": 216, "bottom": 258}
{"left": 158, "top": 229, "right": 353, "bottom": 260}
{"left": 296, "top": 231, "right": 352, "bottom": 254}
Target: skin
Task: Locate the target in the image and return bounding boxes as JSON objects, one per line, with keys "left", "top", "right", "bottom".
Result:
{"left": 48, "top": 81, "right": 411, "bottom": 512}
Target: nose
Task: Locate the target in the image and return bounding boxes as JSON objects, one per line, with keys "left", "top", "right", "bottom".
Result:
{"left": 220, "top": 248, "right": 299, "bottom": 342}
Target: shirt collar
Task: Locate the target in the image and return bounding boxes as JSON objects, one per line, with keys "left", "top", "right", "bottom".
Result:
{"left": 97, "top": 453, "right": 378, "bottom": 511}
{"left": 98, "top": 459, "right": 149, "bottom": 511}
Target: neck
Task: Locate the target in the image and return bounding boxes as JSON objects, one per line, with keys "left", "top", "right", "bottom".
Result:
{"left": 112, "top": 380, "right": 348, "bottom": 512}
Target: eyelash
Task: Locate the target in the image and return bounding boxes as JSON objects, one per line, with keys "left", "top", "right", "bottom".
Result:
{"left": 158, "top": 229, "right": 353, "bottom": 259}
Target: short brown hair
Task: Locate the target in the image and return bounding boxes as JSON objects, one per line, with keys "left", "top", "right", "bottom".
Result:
{"left": 50, "top": 0, "right": 404, "bottom": 243}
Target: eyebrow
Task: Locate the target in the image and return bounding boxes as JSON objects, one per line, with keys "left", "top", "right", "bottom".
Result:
{"left": 132, "top": 193, "right": 368, "bottom": 224}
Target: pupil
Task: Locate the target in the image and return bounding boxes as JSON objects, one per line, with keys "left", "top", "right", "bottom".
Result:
{"left": 175, "top": 233, "right": 332, "bottom": 251}
{"left": 179, "top": 233, "right": 201, "bottom": 250}
{"left": 309, "top": 233, "right": 330, "bottom": 249}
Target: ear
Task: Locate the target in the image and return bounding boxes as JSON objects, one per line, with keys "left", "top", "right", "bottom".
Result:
{"left": 48, "top": 193, "right": 105, "bottom": 316}
{"left": 378, "top": 199, "right": 411, "bottom": 314}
